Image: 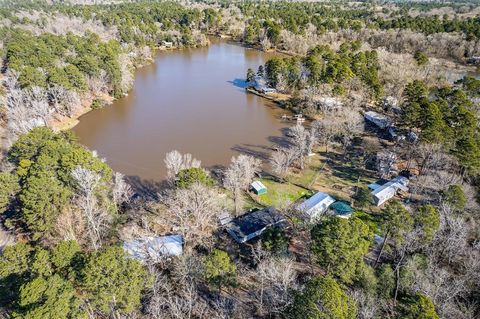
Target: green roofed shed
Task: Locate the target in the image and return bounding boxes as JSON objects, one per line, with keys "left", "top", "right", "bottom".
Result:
{"left": 331, "top": 201, "right": 354, "bottom": 218}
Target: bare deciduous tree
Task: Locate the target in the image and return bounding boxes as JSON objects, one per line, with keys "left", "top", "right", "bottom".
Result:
{"left": 260, "top": 36, "right": 272, "bottom": 51}
{"left": 248, "top": 255, "right": 297, "bottom": 315}
{"left": 313, "top": 117, "right": 339, "bottom": 154}
{"left": 376, "top": 150, "right": 398, "bottom": 179}
{"left": 270, "top": 147, "right": 296, "bottom": 177}
{"left": 223, "top": 155, "right": 261, "bottom": 214}
{"left": 6, "top": 86, "right": 51, "bottom": 140}
{"left": 164, "top": 150, "right": 202, "bottom": 181}
{"left": 288, "top": 124, "right": 316, "bottom": 170}
{"left": 111, "top": 172, "right": 133, "bottom": 208}
{"left": 48, "top": 85, "right": 81, "bottom": 117}
{"left": 71, "top": 167, "right": 112, "bottom": 250}
{"left": 161, "top": 182, "right": 219, "bottom": 247}
{"left": 337, "top": 107, "right": 364, "bottom": 154}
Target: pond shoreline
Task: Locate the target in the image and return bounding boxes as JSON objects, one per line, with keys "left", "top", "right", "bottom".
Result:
{"left": 52, "top": 36, "right": 299, "bottom": 133}
{"left": 72, "top": 38, "right": 294, "bottom": 180}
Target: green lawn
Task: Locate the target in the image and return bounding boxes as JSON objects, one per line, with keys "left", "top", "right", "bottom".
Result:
{"left": 253, "top": 178, "right": 311, "bottom": 208}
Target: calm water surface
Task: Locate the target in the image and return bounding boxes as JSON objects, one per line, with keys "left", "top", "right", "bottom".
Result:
{"left": 73, "top": 39, "right": 290, "bottom": 180}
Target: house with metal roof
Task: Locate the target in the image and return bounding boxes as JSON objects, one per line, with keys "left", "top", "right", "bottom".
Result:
{"left": 250, "top": 181, "right": 267, "bottom": 195}
{"left": 123, "top": 235, "right": 183, "bottom": 262}
{"left": 297, "top": 192, "right": 336, "bottom": 221}
{"left": 364, "top": 111, "right": 391, "bottom": 129}
{"left": 371, "top": 176, "right": 409, "bottom": 206}
{"left": 227, "top": 207, "right": 286, "bottom": 243}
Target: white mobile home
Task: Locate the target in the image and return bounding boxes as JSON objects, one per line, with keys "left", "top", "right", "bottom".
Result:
{"left": 297, "top": 192, "right": 336, "bottom": 221}
{"left": 371, "top": 176, "right": 409, "bottom": 206}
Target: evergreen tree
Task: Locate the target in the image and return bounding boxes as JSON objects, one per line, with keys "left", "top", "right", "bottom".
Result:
{"left": 375, "top": 200, "right": 413, "bottom": 267}
{"left": 311, "top": 217, "right": 372, "bottom": 283}
{"left": 415, "top": 205, "right": 440, "bottom": 243}
{"left": 175, "top": 167, "right": 214, "bottom": 189}
{"left": 81, "top": 246, "right": 151, "bottom": 315}
{"left": 287, "top": 276, "right": 356, "bottom": 319}
{"left": 400, "top": 293, "right": 439, "bottom": 319}
{"left": 203, "top": 248, "right": 236, "bottom": 290}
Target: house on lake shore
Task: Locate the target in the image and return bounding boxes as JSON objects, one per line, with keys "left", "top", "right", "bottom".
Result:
{"left": 227, "top": 207, "right": 286, "bottom": 243}
{"left": 253, "top": 76, "right": 276, "bottom": 94}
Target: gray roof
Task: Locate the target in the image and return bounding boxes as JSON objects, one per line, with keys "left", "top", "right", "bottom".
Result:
{"left": 364, "top": 111, "right": 391, "bottom": 129}
{"left": 227, "top": 207, "right": 286, "bottom": 243}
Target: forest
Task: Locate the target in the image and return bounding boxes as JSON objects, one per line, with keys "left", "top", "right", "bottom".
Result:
{"left": 0, "top": 1, "right": 479, "bottom": 319}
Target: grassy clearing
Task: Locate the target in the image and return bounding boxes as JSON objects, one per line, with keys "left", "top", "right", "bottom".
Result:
{"left": 252, "top": 178, "right": 311, "bottom": 208}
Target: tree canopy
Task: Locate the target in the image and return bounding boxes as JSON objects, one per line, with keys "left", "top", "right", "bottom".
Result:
{"left": 311, "top": 217, "right": 372, "bottom": 283}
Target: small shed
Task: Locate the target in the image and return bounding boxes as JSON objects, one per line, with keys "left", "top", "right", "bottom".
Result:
{"left": 227, "top": 207, "right": 286, "bottom": 243}
{"left": 364, "top": 111, "right": 391, "bottom": 129}
{"left": 297, "top": 192, "right": 336, "bottom": 221}
{"left": 371, "top": 176, "right": 409, "bottom": 206}
{"left": 330, "top": 201, "right": 354, "bottom": 218}
{"left": 218, "top": 211, "right": 233, "bottom": 226}
{"left": 250, "top": 181, "right": 267, "bottom": 195}
{"left": 123, "top": 235, "right": 183, "bottom": 262}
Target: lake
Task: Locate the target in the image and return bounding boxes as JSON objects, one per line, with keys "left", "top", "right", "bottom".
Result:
{"left": 73, "top": 39, "right": 290, "bottom": 181}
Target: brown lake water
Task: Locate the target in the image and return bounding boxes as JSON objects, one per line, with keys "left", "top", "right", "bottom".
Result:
{"left": 73, "top": 39, "right": 291, "bottom": 181}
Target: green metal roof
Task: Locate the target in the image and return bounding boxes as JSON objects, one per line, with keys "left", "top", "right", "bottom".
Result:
{"left": 331, "top": 201, "right": 354, "bottom": 215}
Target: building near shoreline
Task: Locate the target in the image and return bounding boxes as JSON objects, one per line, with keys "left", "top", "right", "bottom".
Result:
{"left": 250, "top": 180, "right": 267, "bottom": 195}
{"left": 253, "top": 76, "right": 276, "bottom": 94}
{"left": 227, "top": 207, "right": 286, "bottom": 243}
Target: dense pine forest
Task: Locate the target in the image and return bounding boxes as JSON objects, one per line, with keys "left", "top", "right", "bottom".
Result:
{"left": 0, "top": 1, "right": 479, "bottom": 319}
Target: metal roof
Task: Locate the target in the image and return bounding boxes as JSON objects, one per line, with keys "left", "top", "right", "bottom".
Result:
{"left": 251, "top": 181, "right": 267, "bottom": 192}
{"left": 123, "top": 235, "right": 183, "bottom": 262}
{"left": 371, "top": 176, "right": 409, "bottom": 206}
{"left": 227, "top": 207, "right": 286, "bottom": 243}
{"left": 297, "top": 192, "right": 336, "bottom": 219}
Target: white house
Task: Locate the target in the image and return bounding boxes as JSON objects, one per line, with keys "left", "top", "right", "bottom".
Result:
{"left": 364, "top": 111, "right": 391, "bottom": 129}
{"left": 371, "top": 176, "right": 409, "bottom": 206}
{"left": 297, "top": 192, "right": 336, "bottom": 221}
{"left": 161, "top": 41, "right": 174, "bottom": 48}
{"left": 123, "top": 235, "right": 183, "bottom": 262}
{"left": 253, "top": 76, "right": 276, "bottom": 94}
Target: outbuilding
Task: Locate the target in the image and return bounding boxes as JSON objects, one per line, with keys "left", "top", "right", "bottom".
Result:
{"left": 371, "top": 176, "right": 409, "bottom": 206}
{"left": 123, "top": 235, "right": 183, "bottom": 262}
{"left": 297, "top": 192, "right": 336, "bottom": 221}
{"left": 330, "top": 201, "right": 354, "bottom": 218}
{"left": 250, "top": 181, "right": 267, "bottom": 195}
{"left": 227, "top": 207, "right": 286, "bottom": 243}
